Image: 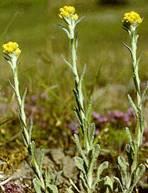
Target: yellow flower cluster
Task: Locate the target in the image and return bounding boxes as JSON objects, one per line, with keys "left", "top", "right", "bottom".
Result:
{"left": 59, "top": 5, "right": 78, "bottom": 21}
{"left": 2, "top": 41, "right": 21, "bottom": 56}
{"left": 122, "top": 11, "right": 142, "bottom": 26}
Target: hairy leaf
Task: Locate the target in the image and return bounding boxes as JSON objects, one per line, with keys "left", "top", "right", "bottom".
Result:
{"left": 93, "top": 161, "right": 109, "bottom": 188}
{"left": 131, "top": 164, "right": 145, "bottom": 188}
{"left": 74, "top": 156, "right": 85, "bottom": 174}
{"left": 47, "top": 184, "right": 59, "bottom": 193}
{"left": 33, "top": 178, "right": 42, "bottom": 193}
{"left": 117, "top": 156, "right": 130, "bottom": 188}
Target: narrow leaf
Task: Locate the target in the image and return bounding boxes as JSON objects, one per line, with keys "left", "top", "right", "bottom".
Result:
{"left": 74, "top": 156, "right": 85, "bottom": 174}
{"left": 47, "top": 184, "right": 59, "bottom": 193}
{"left": 33, "top": 178, "right": 42, "bottom": 193}
{"left": 131, "top": 164, "right": 145, "bottom": 188}
{"left": 128, "top": 94, "right": 138, "bottom": 115}
{"left": 93, "top": 161, "right": 109, "bottom": 187}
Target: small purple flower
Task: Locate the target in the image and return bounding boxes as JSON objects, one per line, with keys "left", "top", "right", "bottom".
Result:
{"left": 123, "top": 113, "right": 130, "bottom": 124}
{"left": 93, "top": 112, "right": 108, "bottom": 124}
{"left": 108, "top": 111, "right": 124, "bottom": 122}
{"left": 93, "top": 108, "right": 136, "bottom": 128}
{"left": 4, "top": 181, "right": 24, "bottom": 193}
{"left": 127, "top": 108, "right": 135, "bottom": 117}
{"left": 123, "top": 108, "right": 135, "bottom": 126}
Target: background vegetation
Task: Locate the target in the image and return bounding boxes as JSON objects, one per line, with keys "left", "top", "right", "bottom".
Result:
{"left": 0, "top": 0, "right": 147, "bottom": 145}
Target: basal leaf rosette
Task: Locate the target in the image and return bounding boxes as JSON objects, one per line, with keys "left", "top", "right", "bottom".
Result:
{"left": 122, "top": 11, "right": 143, "bottom": 31}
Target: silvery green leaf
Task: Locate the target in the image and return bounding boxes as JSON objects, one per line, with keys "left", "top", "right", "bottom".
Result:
{"left": 21, "top": 88, "right": 27, "bottom": 112}
{"left": 87, "top": 144, "right": 100, "bottom": 188}
{"left": 74, "top": 134, "right": 88, "bottom": 166}
{"left": 79, "top": 172, "right": 88, "bottom": 190}
{"left": 33, "top": 178, "right": 42, "bottom": 193}
{"left": 30, "top": 143, "right": 44, "bottom": 171}
{"left": 3, "top": 53, "right": 11, "bottom": 61}
{"left": 45, "top": 168, "right": 52, "bottom": 185}
{"left": 70, "top": 179, "right": 80, "bottom": 193}
{"left": 63, "top": 17, "right": 70, "bottom": 25}
{"left": 37, "top": 149, "right": 45, "bottom": 171}
{"left": 103, "top": 176, "right": 114, "bottom": 191}
{"left": 62, "top": 55, "right": 72, "bottom": 70}
{"left": 136, "top": 55, "right": 141, "bottom": 69}
{"left": 30, "top": 142, "right": 43, "bottom": 178}
{"left": 123, "top": 42, "right": 132, "bottom": 53}
{"left": 67, "top": 187, "right": 74, "bottom": 193}
{"left": 126, "top": 142, "right": 136, "bottom": 169}
{"left": 96, "top": 161, "right": 109, "bottom": 180}
{"left": 86, "top": 100, "right": 93, "bottom": 125}
{"left": 47, "top": 184, "right": 59, "bottom": 193}
{"left": 78, "top": 65, "right": 86, "bottom": 110}
{"left": 9, "top": 80, "right": 15, "bottom": 92}
{"left": 78, "top": 65, "right": 86, "bottom": 104}
{"left": 91, "top": 144, "right": 100, "bottom": 161}
{"left": 59, "top": 24, "right": 70, "bottom": 38}
{"left": 113, "top": 177, "right": 123, "bottom": 191}
{"left": 90, "top": 144, "right": 100, "bottom": 169}
{"left": 74, "top": 156, "right": 85, "bottom": 174}
{"left": 128, "top": 95, "right": 138, "bottom": 115}
{"left": 21, "top": 131, "right": 28, "bottom": 148}
{"left": 75, "top": 34, "right": 78, "bottom": 49}
{"left": 93, "top": 161, "right": 109, "bottom": 188}
{"left": 74, "top": 106, "right": 82, "bottom": 125}
{"left": 117, "top": 156, "right": 130, "bottom": 187}
{"left": 30, "top": 141, "right": 36, "bottom": 157}
{"left": 88, "top": 123, "right": 95, "bottom": 147}
{"left": 125, "top": 127, "right": 132, "bottom": 143}
{"left": 131, "top": 164, "right": 145, "bottom": 188}
{"left": 79, "top": 64, "right": 86, "bottom": 84}
{"left": 29, "top": 118, "right": 33, "bottom": 142}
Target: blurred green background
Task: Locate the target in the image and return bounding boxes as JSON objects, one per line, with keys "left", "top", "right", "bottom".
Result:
{"left": 0, "top": 0, "right": 147, "bottom": 124}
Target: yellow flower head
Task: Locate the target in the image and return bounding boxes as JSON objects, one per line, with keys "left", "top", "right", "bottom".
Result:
{"left": 2, "top": 41, "right": 21, "bottom": 56}
{"left": 59, "top": 5, "right": 79, "bottom": 21}
{"left": 122, "top": 11, "right": 142, "bottom": 27}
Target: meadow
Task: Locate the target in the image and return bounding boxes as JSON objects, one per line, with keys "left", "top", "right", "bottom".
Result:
{"left": 0, "top": 0, "right": 147, "bottom": 193}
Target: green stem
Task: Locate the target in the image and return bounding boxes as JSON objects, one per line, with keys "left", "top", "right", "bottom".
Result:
{"left": 130, "top": 30, "right": 144, "bottom": 148}
{"left": 71, "top": 38, "right": 85, "bottom": 121}
{"left": 129, "top": 29, "right": 144, "bottom": 175}
{"left": 68, "top": 20, "right": 98, "bottom": 193}
{"left": 12, "top": 65, "right": 30, "bottom": 147}
{"left": 11, "top": 61, "right": 46, "bottom": 191}
{"left": 70, "top": 36, "right": 90, "bottom": 152}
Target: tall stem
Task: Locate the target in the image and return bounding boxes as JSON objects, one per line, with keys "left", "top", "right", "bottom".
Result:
{"left": 70, "top": 29, "right": 95, "bottom": 193}
{"left": 130, "top": 30, "right": 144, "bottom": 148}
{"left": 11, "top": 64, "right": 30, "bottom": 147}
{"left": 11, "top": 61, "right": 45, "bottom": 191}
{"left": 129, "top": 29, "right": 144, "bottom": 174}
{"left": 71, "top": 38, "right": 85, "bottom": 124}
{"left": 70, "top": 35, "right": 91, "bottom": 152}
